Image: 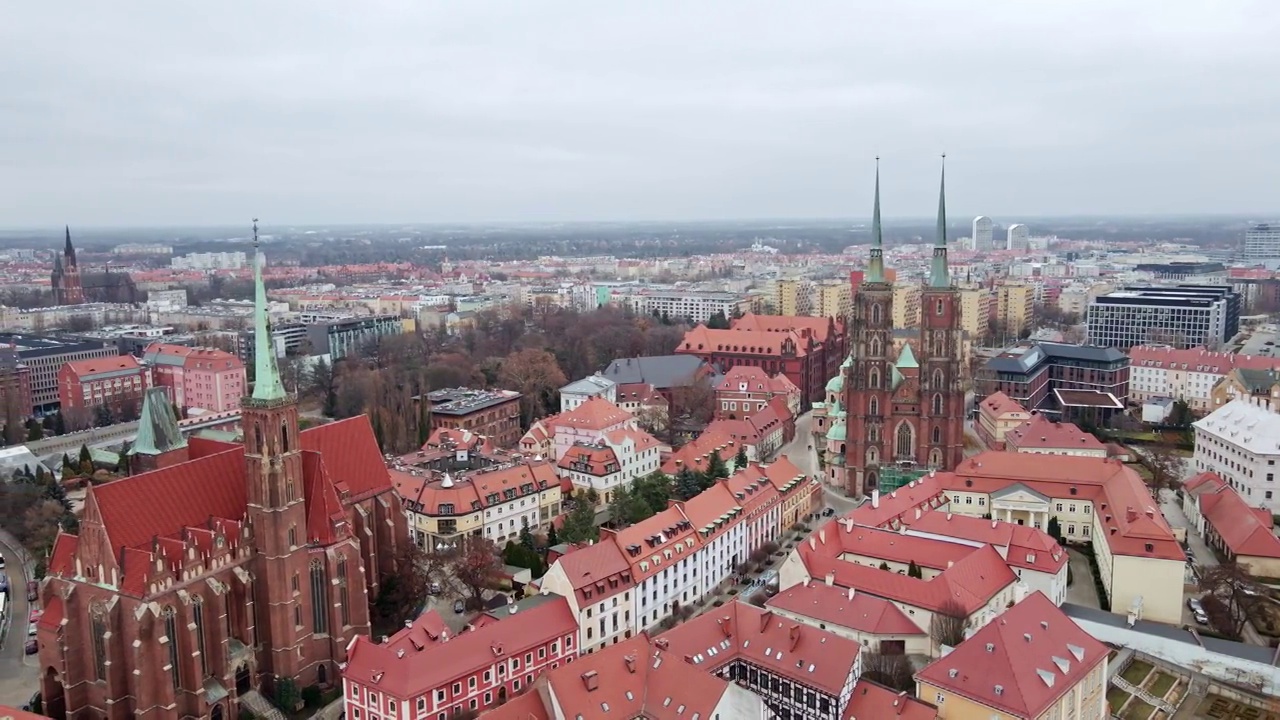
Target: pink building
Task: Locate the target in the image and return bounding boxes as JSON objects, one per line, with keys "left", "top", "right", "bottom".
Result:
{"left": 143, "top": 343, "right": 246, "bottom": 413}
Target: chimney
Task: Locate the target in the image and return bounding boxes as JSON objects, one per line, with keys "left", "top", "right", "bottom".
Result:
{"left": 872, "top": 489, "right": 880, "bottom": 509}
{"left": 789, "top": 624, "right": 802, "bottom": 651}
{"left": 1125, "top": 507, "right": 1138, "bottom": 522}
{"left": 818, "top": 528, "right": 826, "bottom": 544}
{"left": 825, "top": 571, "right": 836, "bottom": 586}
{"left": 841, "top": 517, "right": 854, "bottom": 533}
{"left": 623, "top": 655, "right": 637, "bottom": 674}
{"left": 914, "top": 507, "right": 922, "bottom": 520}
{"left": 581, "top": 670, "right": 600, "bottom": 691}
{"left": 847, "top": 587, "right": 855, "bottom": 600}
{"left": 718, "top": 617, "right": 733, "bottom": 638}
{"left": 654, "top": 638, "right": 669, "bottom": 650}
{"left": 1145, "top": 507, "right": 1155, "bottom": 519}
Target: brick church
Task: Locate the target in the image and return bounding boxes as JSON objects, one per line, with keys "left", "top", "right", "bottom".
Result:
{"left": 51, "top": 226, "right": 86, "bottom": 305}
{"left": 37, "top": 231, "right": 408, "bottom": 719}
{"left": 839, "top": 160, "right": 965, "bottom": 496}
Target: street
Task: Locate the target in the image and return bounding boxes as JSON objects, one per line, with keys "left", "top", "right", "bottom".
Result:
{"left": 0, "top": 537, "right": 38, "bottom": 709}
{"left": 781, "top": 411, "right": 863, "bottom": 515}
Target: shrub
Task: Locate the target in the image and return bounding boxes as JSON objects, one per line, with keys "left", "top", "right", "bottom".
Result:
{"left": 301, "top": 684, "right": 323, "bottom": 708}
{"left": 728, "top": 589, "right": 738, "bottom": 595}
{"left": 713, "top": 599, "right": 724, "bottom": 607}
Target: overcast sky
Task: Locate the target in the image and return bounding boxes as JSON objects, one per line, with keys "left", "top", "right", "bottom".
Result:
{"left": 3, "top": 1, "right": 1278, "bottom": 227}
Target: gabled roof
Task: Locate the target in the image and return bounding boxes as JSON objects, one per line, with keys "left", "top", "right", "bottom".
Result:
{"left": 560, "top": 375, "right": 616, "bottom": 397}
{"left": 1195, "top": 473, "right": 1280, "bottom": 559}
{"left": 896, "top": 343, "right": 918, "bottom": 369}
{"left": 1004, "top": 415, "right": 1105, "bottom": 452}
{"left": 62, "top": 354, "right": 143, "bottom": 381}
{"left": 549, "top": 396, "right": 632, "bottom": 432}
{"left": 843, "top": 679, "right": 938, "bottom": 720}
{"left": 659, "top": 600, "right": 861, "bottom": 697}
{"left": 1194, "top": 400, "right": 1280, "bottom": 457}
{"left": 678, "top": 325, "right": 808, "bottom": 357}
{"left": 601, "top": 355, "right": 709, "bottom": 388}
{"left": 131, "top": 387, "right": 187, "bottom": 457}
{"left": 979, "top": 391, "right": 1027, "bottom": 417}
{"left": 767, "top": 581, "right": 925, "bottom": 636}
{"left": 730, "top": 312, "right": 839, "bottom": 343}
{"left": 915, "top": 592, "right": 1107, "bottom": 719}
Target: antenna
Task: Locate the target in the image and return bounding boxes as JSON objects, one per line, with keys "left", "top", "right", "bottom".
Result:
{"left": 252, "top": 218, "right": 260, "bottom": 249}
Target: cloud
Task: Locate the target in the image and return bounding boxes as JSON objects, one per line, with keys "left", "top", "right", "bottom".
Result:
{"left": 1, "top": 0, "right": 1277, "bottom": 225}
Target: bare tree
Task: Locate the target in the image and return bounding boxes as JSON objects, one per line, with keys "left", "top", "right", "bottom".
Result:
{"left": 1145, "top": 445, "right": 1185, "bottom": 491}
{"left": 372, "top": 544, "right": 432, "bottom": 631}
{"left": 1199, "top": 561, "right": 1267, "bottom": 640}
{"left": 930, "top": 598, "right": 968, "bottom": 649}
{"left": 861, "top": 652, "right": 914, "bottom": 692}
{"left": 450, "top": 538, "right": 504, "bottom": 610}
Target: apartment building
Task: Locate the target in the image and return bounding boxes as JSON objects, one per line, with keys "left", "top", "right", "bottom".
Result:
{"left": 975, "top": 391, "right": 1032, "bottom": 450}
{"left": 775, "top": 278, "right": 815, "bottom": 316}
{"left": 613, "top": 289, "right": 751, "bottom": 324}
{"left": 1192, "top": 400, "right": 1280, "bottom": 512}
{"left": 557, "top": 428, "right": 663, "bottom": 505}
{"left": 996, "top": 283, "right": 1036, "bottom": 336}
{"left": 392, "top": 460, "right": 563, "bottom": 551}
{"left": 956, "top": 285, "right": 994, "bottom": 339}
{"left": 892, "top": 283, "right": 922, "bottom": 329}
{"left": 342, "top": 596, "right": 578, "bottom": 720}
{"left": 1129, "top": 345, "right": 1280, "bottom": 413}
{"left": 142, "top": 343, "right": 246, "bottom": 413}
{"left": 559, "top": 374, "right": 617, "bottom": 412}
{"left": 714, "top": 365, "right": 801, "bottom": 421}
{"left": 1211, "top": 367, "right": 1280, "bottom": 412}
{"left": 815, "top": 280, "right": 852, "bottom": 320}
{"left": 915, "top": 592, "right": 1108, "bottom": 720}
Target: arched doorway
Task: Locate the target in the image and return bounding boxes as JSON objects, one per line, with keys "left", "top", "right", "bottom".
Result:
{"left": 498, "top": 687, "right": 508, "bottom": 704}
{"left": 211, "top": 704, "right": 224, "bottom": 720}
{"left": 317, "top": 664, "right": 328, "bottom": 686}
{"left": 235, "top": 665, "right": 252, "bottom": 694}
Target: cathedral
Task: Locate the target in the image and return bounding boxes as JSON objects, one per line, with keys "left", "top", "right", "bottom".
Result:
{"left": 51, "top": 226, "right": 86, "bottom": 305}
{"left": 37, "top": 226, "right": 408, "bottom": 719}
{"left": 826, "top": 161, "right": 965, "bottom": 497}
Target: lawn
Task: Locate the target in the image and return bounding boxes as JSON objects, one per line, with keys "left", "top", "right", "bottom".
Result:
{"left": 1148, "top": 671, "right": 1177, "bottom": 699}
{"left": 1120, "top": 699, "right": 1157, "bottom": 720}
{"left": 1107, "top": 686, "right": 1133, "bottom": 714}
{"left": 1121, "top": 659, "right": 1154, "bottom": 686}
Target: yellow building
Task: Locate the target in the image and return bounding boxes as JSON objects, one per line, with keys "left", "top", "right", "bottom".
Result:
{"left": 814, "top": 281, "right": 851, "bottom": 320}
{"left": 915, "top": 592, "right": 1108, "bottom": 720}
{"left": 996, "top": 283, "right": 1035, "bottom": 336}
{"left": 957, "top": 285, "right": 994, "bottom": 339}
{"left": 893, "top": 283, "right": 922, "bottom": 329}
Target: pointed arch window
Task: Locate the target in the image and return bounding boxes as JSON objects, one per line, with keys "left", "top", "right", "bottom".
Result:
{"left": 933, "top": 369, "right": 945, "bottom": 390}
{"left": 337, "top": 557, "right": 351, "bottom": 628}
{"left": 254, "top": 422, "right": 264, "bottom": 454}
{"left": 932, "top": 393, "right": 944, "bottom": 415}
{"left": 895, "top": 422, "right": 914, "bottom": 461}
{"left": 163, "top": 606, "right": 180, "bottom": 690}
{"left": 870, "top": 336, "right": 882, "bottom": 357}
{"left": 930, "top": 448, "right": 943, "bottom": 467}
{"left": 90, "top": 604, "right": 108, "bottom": 682}
{"left": 866, "top": 447, "right": 879, "bottom": 466}
{"left": 311, "top": 560, "right": 329, "bottom": 635}
{"left": 871, "top": 304, "right": 882, "bottom": 325}
{"left": 281, "top": 421, "right": 290, "bottom": 453}
{"left": 868, "top": 396, "right": 879, "bottom": 417}
{"left": 868, "top": 425, "right": 879, "bottom": 443}
{"left": 932, "top": 425, "right": 942, "bottom": 444}
{"left": 192, "top": 597, "right": 208, "bottom": 677}
{"left": 869, "top": 368, "right": 880, "bottom": 390}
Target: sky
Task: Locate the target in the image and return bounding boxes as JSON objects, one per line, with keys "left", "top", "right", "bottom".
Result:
{"left": 3, "top": 1, "right": 1278, "bottom": 226}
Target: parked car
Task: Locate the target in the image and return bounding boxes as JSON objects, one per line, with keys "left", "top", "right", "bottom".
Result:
{"left": 27, "top": 580, "right": 37, "bottom": 602}
{"left": 1187, "top": 597, "right": 1204, "bottom": 613}
{"left": 27, "top": 623, "right": 37, "bottom": 638}
{"left": 24, "top": 638, "right": 37, "bottom": 655}
{"left": 0, "top": 575, "right": 9, "bottom": 593}
{"left": 1192, "top": 609, "right": 1209, "bottom": 625}
{"left": 428, "top": 582, "right": 441, "bottom": 595}
{"left": 0, "top": 555, "right": 7, "bottom": 570}
{"left": 453, "top": 599, "right": 465, "bottom": 614}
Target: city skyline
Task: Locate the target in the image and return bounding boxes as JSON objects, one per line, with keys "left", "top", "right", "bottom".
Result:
{"left": 2, "top": 1, "right": 1278, "bottom": 225}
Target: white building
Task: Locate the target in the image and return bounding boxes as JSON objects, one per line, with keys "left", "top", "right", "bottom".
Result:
{"left": 972, "top": 216, "right": 994, "bottom": 251}
{"left": 1193, "top": 400, "right": 1280, "bottom": 510}
{"left": 1129, "top": 345, "right": 1278, "bottom": 412}
{"left": 1244, "top": 223, "right": 1280, "bottom": 269}
{"left": 610, "top": 288, "right": 748, "bottom": 324}
{"left": 556, "top": 428, "right": 662, "bottom": 505}
{"left": 558, "top": 374, "right": 617, "bottom": 412}
{"left": 1006, "top": 223, "right": 1030, "bottom": 251}
{"left": 171, "top": 251, "right": 248, "bottom": 270}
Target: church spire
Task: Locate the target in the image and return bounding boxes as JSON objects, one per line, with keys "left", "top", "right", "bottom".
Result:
{"left": 929, "top": 154, "right": 951, "bottom": 288}
{"left": 866, "top": 157, "right": 885, "bottom": 284}
{"left": 64, "top": 225, "right": 76, "bottom": 266}
{"left": 250, "top": 219, "right": 287, "bottom": 401}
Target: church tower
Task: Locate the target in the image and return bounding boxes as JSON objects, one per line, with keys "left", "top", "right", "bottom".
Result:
{"left": 844, "top": 160, "right": 894, "bottom": 497}
{"left": 241, "top": 219, "right": 310, "bottom": 689}
{"left": 55, "top": 226, "right": 87, "bottom": 305}
{"left": 917, "top": 158, "right": 966, "bottom": 472}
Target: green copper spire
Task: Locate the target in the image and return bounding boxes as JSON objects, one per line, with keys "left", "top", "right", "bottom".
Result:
{"left": 866, "top": 156, "right": 885, "bottom": 284}
{"left": 251, "top": 219, "right": 287, "bottom": 401}
{"left": 131, "top": 387, "right": 186, "bottom": 456}
{"left": 929, "top": 153, "right": 951, "bottom": 288}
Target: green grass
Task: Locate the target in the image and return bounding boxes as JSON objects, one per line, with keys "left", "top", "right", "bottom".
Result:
{"left": 1121, "top": 659, "right": 1153, "bottom": 686}
{"left": 1147, "top": 671, "right": 1176, "bottom": 699}
{"left": 1120, "top": 699, "right": 1156, "bottom": 720}
{"left": 1107, "top": 686, "right": 1133, "bottom": 714}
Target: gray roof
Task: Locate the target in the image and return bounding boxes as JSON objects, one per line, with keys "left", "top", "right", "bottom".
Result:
{"left": 1061, "top": 603, "right": 1279, "bottom": 665}
{"left": 1038, "top": 342, "right": 1128, "bottom": 363}
{"left": 602, "top": 355, "right": 709, "bottom": 388}
{"left": 560, "top": 375, "right": 616, "bottom": 396}
{"left": 1236, "top": 368, "right": 1280, "bottom": 393}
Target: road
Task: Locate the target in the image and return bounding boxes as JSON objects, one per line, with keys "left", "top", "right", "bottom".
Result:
{"left": 780, "top": 411, "right": 862, "bottom": 515}
{"left": 0, "top": 537, "right": 38, "bottom": 709}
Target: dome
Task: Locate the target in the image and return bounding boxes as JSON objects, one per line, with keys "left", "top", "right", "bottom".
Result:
{"left": 840, "top": 353, "right": 853, "bottom": 369}
{"left": 826, "top": 421, "right": 846, "bottom": 442}
{"left": 825, "top": 373, "right": 844, "bottom": 394}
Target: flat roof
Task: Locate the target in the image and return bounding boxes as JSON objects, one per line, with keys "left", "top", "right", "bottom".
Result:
{"left": 427, "top": 387, "right": 522, "bottom": 415}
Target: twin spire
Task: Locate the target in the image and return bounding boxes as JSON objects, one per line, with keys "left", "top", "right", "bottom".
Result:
{"left": 250, "top": 219, "right": 287, "bottom": 401}
{"left": 867, "top": 156, "right": 950, "bottom": 288}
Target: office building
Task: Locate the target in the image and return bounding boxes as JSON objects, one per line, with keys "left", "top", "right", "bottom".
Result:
{"left": 972, "top": 215, "right": 994, "bottom": 251}
{"left": 1244, "top": 223, "right": 1280, "bottom": 268}
{"left": 980, "top": 341, "right": 1129, "bottom": 411}
{"left": 142, "top": 343, "right": 247, "bottom": 413}
{"left": 427, "top": 388, "right": 523, "bottom": 448}
{"left": 1086, "top": 285, "right": 1241, "bottom": 350}
{"left": 306, "top": 314, "right": 404, "bottom": 359}
{"left": 1006, "top": 223, "right": 1029, "bottom": 251}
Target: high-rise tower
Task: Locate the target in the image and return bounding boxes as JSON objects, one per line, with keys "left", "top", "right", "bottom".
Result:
{"left": 842, "top": 157, "right": 965, "bottom": 496}
{"left": 241, "top": 219, "right": 310, "bottom": 687}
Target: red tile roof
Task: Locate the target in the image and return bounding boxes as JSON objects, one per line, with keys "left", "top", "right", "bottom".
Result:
{"left": 900, "top": 512, "right": 1067, "bottom": 575}
{"left": 299, "top": 416, "right": 393, "bottom": 500}
{"left": 1194, "top": 472, "right": 1280, "bottom": 559}
{"left": 731, "top": 312, "right": 840, "bottom": 344}
{"left": 549, "top": 396, "right": 633, "bottom": 432}
{"left": 1129, "top": 345, "right": 1280, "bottom": 374}
{"left": 553, "top": 536, "right": 632, "bottom": 606}
{"left": 1004, "top": 415, "right": 1105, "bottom": 453}
{"left": 915, "top": 592, "right": 1107, "bottom": 719}
{"left": 0, "top": 705, "right": 53, "bottom": 720}
{"left": 767, "top": 581, "right": 926, "bottom": 636}
{"left": 476, "top": 689, "right": 550, "bottom": 720}
{"left": 344, "top": 596, "right": 577, "bottom": 700}
{"left": 846, "top": 476, "right": 949, "bottom": 529}
{"left": 979, "top": 391, "right": 1027, "bottom": 417}
{"left": 541, "top": 634, "right": 728, "bottom": 720}
{"left": 660, "top": 427, "right": 739, "bottom": 475}
{"left": 843, "top": 679, "right": 938, "bottom": 720}
{"left": 62, "top": 354, "right": 143, "bottom": 379}
{"left": 714, "top": 365, "right": 800, "bottom": 396}
{"left": 659, "top": 600, "right": 861, "bottom": 697}
{"left": 678, "top": 325, "right": 809, "bottom": 357}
